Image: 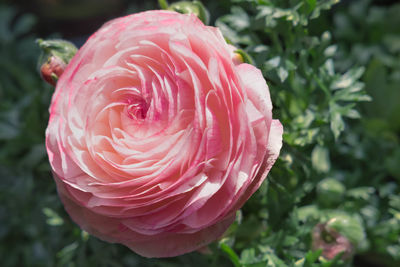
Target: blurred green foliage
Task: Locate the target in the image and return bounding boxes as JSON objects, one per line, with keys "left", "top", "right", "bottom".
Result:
{"left": 0, "top": 0, "right": 399, "bottom": 266}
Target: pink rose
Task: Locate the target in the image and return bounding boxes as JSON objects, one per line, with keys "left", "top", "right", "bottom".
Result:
{"left": 46, "top": 10, "right": 283, "bottom": 258}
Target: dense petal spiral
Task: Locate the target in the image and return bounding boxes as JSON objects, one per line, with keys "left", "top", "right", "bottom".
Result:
{"left": 46, "top": 10, "right": 283, "bottom": 258}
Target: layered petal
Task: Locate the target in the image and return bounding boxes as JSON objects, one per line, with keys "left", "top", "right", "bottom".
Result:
{"left": 46, "top": 10, "right": 283, "bottom": 258}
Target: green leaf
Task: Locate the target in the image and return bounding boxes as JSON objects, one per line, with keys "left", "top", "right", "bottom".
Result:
{"left": 222, "top": 6, "right": 250, "bottom": 31}
{"left": 265, "top": 253, "right": 287, "bottom": 267}
{"left": 330, "top": 112, "right": 344, "bottom": 140}
{"left": 324, "top": 45, "right": 337, "bottom": 57}
{"left": 306, "top": 0, "right": 317, "bottom": 12}
{"left": 317, "top": 178, "right": 345, "bottom": 208}
{"left": 387, "top": 245, "right": 400, "bottom": 260}
{"left": 342, "top": 109, "right": 360, "bottom": 119}
{"left": 331, "top": 67, "right": 365, "bottom": 90}
{"left": 297, "top": 205, "right": 320, "bottom": 222}
{"left": 42, "top": 208, "right": 64, "bottom": 226}
{"left": 57, "top": 242, "right": 79, "bottom": 265}
{"left": 389, "top": 195, "right": 400, "bottom": 211}
{"left": 158, "top": 0, "right": 169, "bottom": 9}
{"left": 240, "top": 248, "right": 257, "bottom": 264}
{"left": 311, "top": 145, "right": 330, "bottom": 173}
{"left": 277, "top": 66, "right": 288, "bottom": 82}
{"left": 285, "top": 59, "right": 297, "bottom": 71}
{"left": 216, "top": 20, "right": 252, "bottom": 45}
{"left": 305, "top": 249, "right": 322, "bottom": 263}
{"left": 346, "top": 187, "right": 375, "bottom": 201}
{"left": 264, "top": 56, "right": 281, "bottom": 71}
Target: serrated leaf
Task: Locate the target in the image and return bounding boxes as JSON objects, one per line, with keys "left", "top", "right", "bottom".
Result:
{"left": 330, "top": 112, "right": 344, "bottom": 140}
{"left": 331, "top": 67, "right": 365, "bottom": 90}
{"left": 343, "top": 109, "right": 361, "bottom": 119}
{"left": 334, "top": 90, "right": 372, "bottom": 102}
{"left": 346, "top": 187, "right": 375, "bottom": 201}
{"left": 305, "top": 249, "right": 322, "bottom": 263}
{"left": 332, "top": 77, "right": 353, "bottom": 90}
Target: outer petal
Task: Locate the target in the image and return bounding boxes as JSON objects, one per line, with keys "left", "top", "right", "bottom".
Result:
{"left": 124, "top": 214, "right": 235, "bottom": 257}
{"left": 232, "top": 119, "right": 283, "bottom": 212}
{"left": 236, "top": 63, "right": 272, "bottom": 118}
{"left": 58, "top": 183, "right": 235, "bottom": 257}
{"left": 231, "top": 62, "right": 283, "bottom": 210}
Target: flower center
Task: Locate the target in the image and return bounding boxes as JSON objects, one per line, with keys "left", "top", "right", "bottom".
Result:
{"left": 126, "top": 96, "right": 148, "bottom": 121}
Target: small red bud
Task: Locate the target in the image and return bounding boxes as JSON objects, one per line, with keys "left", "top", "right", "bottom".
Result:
{"left": 40, "top": 56, "right": 67, "bottom": 86}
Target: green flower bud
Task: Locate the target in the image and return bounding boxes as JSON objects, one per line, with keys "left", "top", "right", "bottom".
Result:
{"left": 37, "top": 39, "right": 77, "bottom": 86}
{"left": 168, "top": 1, "right": 210, "bottom": 24}
{"left": 316, "top": 178, "right": 345, "bottom": 208}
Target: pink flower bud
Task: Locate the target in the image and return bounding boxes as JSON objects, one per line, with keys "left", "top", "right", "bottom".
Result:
{"left": 37, "top": 39, "right": 77, "bottom": 86}
{"left": 312, "top": 223, "right": 354, "bottom": 260}
{"left": 40, "top": 56, "right": 67, "bottom": 86}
